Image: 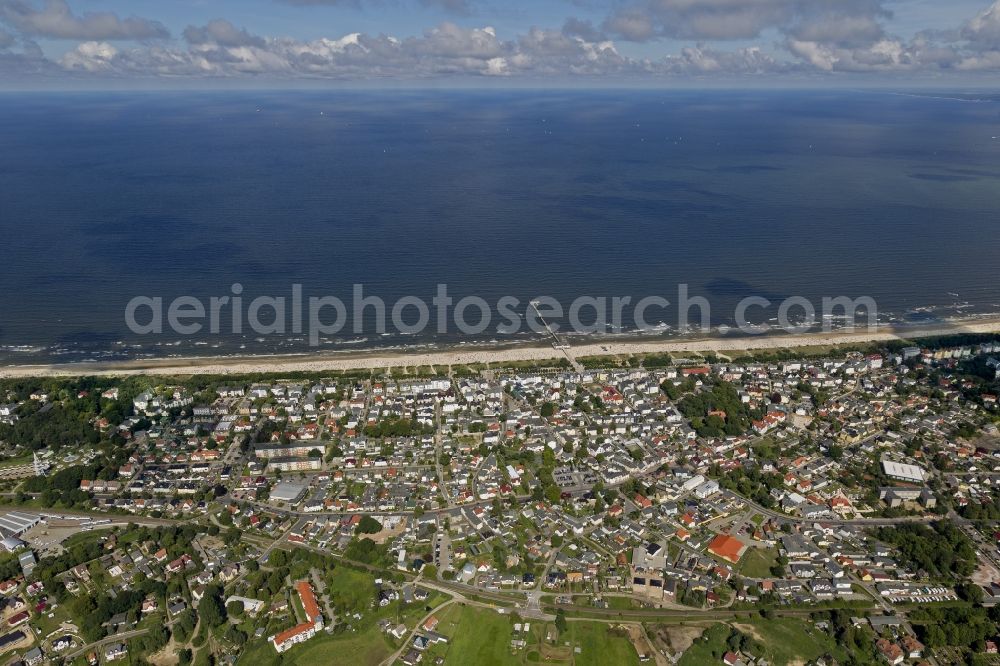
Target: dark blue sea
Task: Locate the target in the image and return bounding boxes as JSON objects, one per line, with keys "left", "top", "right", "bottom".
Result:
{"left": 1, "top": 89, "right": 999, "bottom": 363}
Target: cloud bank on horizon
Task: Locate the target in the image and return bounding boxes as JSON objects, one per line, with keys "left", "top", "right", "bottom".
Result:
{"left": 1, "top": 0, "right": 1000, "bottom": 84}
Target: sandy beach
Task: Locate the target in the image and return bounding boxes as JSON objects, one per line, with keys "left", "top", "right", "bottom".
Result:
{"left": 2, "top": 317, "right": 999, "bottom": 378}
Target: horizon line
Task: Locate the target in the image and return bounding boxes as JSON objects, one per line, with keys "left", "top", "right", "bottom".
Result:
{"left": 1, "top": 83, "right": 999, "bottom": 94}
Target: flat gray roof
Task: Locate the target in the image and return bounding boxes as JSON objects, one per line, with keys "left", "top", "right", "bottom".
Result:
{"left": 0, "top": 512, "right": 40, "bottom": 536}
{"left": 271, "top": 480, "right": 308, "bottom": 501}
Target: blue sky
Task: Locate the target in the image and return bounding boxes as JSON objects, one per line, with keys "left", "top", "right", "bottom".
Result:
{"left": 2, "top": 0, "right": 1000, "bottom": 86}
{"left": 57, "top": 0, "right": 989, "bottom": 40}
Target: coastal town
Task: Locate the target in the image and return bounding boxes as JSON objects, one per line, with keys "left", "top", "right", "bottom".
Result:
{"left": 0, "top": 333, "right": 998, "bottom": 665}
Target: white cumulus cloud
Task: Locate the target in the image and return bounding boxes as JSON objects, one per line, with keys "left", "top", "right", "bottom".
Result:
{"left": 0, "top": 0, "right": 168, "bottom": 40}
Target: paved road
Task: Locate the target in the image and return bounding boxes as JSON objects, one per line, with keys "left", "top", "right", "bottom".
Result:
{"left": 63, "top": 629, "right": 149, "bottom": 660}
{"left": 310, "top": 568, "right": 338, "bottom": 629}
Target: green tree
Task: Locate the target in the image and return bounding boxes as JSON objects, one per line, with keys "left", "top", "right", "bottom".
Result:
{"left": 555, "top": 609, "right": 568, "bottom": 634}
{"left": 226, "top": 601, "right": 245, "bottom": 618}
{"left": 356, "top": 516, "right": 383, "bottom": 534}
{"left": 198, "top": 584, "right": 227, "bottom": 628}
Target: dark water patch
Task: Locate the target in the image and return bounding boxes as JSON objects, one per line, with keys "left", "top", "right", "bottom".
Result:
{"left": 909, "top": 173, "right": 980, "bottom": 182}
{"left": 0, "top": 89, "right": 998, "bottom": 355}
{"left": 696, "top": 165, "right": 786, "bottom": 174}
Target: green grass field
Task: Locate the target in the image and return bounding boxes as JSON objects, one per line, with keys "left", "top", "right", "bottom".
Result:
{"left": 437, "top": 604, "right": 513, "bottom": 665}
{"left": 31, "top": 602, "right": 74, "bottom": 639}
{"left": 0, "top": 454, "right": 33, "bottom": 469}
{"left": 750, "top": 617, "right": 847, "bottom": 663}
{"left": 564, "top": 622, "right": 641, "bottom": 666}
{"left": 325, "top": 566, "right": 376, "bottom": 614}
{"left": 420, "top": 604, "right": 642, "bottom": 666}
{"left": 237, "top": 624, "right": 394, "bottom": 666}
{"left": 61, "top": 530, "right": 105, "bottom": 551}
{"left": 284, "top": 626, "right": 393, "bottom": 666}
{"left": 738, "top": 546, "right": 778, "bottom": 579}
{"left": 678, "top": 618, "right": 847, "bottom": 665}
{"left": 603, "top": 596, "right": 638, "bottom": 610}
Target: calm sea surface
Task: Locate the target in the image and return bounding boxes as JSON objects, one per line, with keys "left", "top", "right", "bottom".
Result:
{"left": 1, "top": 90, "right": 999, "bottom": 362}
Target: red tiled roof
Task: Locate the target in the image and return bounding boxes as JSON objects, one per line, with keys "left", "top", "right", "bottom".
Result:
{"left": 272, "top": 621, "right": 314, "bottom": 647}
{"left": 708, "top": 534, "right": 746, "bottom": 563}
{"left": 296, "top": 581, "right": 321, "bottom": 622}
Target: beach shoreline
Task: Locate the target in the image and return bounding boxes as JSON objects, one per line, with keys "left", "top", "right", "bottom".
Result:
{"left": 2, "top": 317, "right": 1000, "bottom": 378}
